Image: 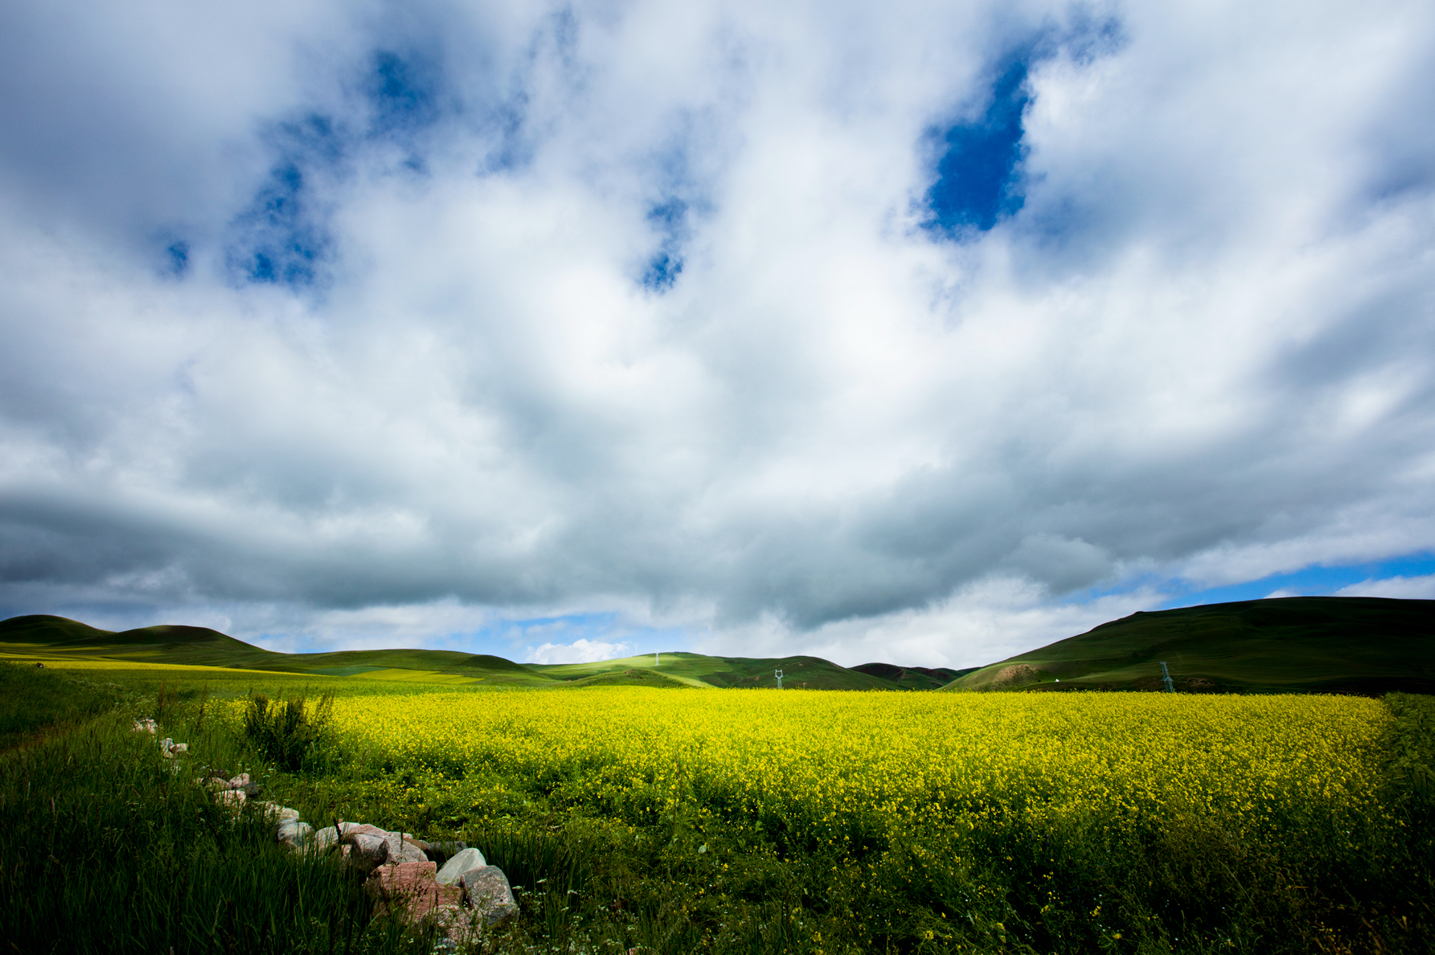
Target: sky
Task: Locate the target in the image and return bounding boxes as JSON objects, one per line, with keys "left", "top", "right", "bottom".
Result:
{"left": 1, "top": 0, "right": 1433, "bottom": 668}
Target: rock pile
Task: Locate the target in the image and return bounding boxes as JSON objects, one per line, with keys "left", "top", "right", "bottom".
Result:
{"left": 264, "top": 811, "right": 521, "bottom": 943}
{"left": 131, "top": 716, "right": 518, "bottom": 945}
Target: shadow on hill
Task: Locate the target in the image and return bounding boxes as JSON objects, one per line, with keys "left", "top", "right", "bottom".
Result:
{"left": 946, "top": 596, "right": 1435, "bottom": 696}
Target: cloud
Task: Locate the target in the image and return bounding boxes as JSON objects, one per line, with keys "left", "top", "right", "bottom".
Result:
{"left": 0, "top": 0, "right": 1433, "bottom": 667}
{"left": 526, "top": 639, "right": 633, "bottom": 665}
{"left": 1336, "top": 575, "right": 1435, "bottom": 600}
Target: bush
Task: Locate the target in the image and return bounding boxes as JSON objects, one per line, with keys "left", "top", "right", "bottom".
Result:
{"left": 243, "top": 691, "right": 335, "bottom": 771}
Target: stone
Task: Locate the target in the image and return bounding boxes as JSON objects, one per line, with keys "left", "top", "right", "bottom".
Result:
{"left": 428, "top": 905, "right": 481, "bottom": 947}
{"left": 459, "top": 866, "right": 519, "bottom": 927}
{"left": 311, "top": 821, "right": 369, "bottom": 851}
{"left": 254, "top": 802, "right": 301, "bottom": 825}
{"left": 277, "top": 820, "right": 313, "bottom": 850}
{"left": 227, "top": 773, "right": 251, "bottom": 789}
{"left": 132, "top": 718, "right": 157, "bottom": 734}
{"left": 424, "top": 840, "right": 468, "bottom": 867}
{"left": 340, "top": 825, "right": 428, "bottom": 865}
{"left": 435, "top": 847, "right": 488, "bottom": 886}
{"left": 344, "top": 831, "right": 391, "bottom": 870}
{"left": 391, "top": 834, "right": 429, "bottom": 865}
{"left": 215, "top": 790, "right": 246, "bottom": 808}
{"left": 365, "top": 862, "right": 464, "bottom": 921}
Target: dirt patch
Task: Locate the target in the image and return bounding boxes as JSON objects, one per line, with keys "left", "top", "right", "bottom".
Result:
{"left": 990, "top": 664, "right": 1041, "bottom": 688}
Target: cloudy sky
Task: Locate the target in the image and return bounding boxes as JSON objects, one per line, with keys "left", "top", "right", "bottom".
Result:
{"left": 1, "top": 0, "right": 1432, "bottom": 667}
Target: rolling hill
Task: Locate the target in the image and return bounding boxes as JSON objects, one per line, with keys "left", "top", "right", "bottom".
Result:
{"left": 0, "top": 616, "right": 911, "bottom": 690}
{"left": 943, "top": 596, "right": 1435, "bottom": 695}
{"left": 6, "top": 596, "right": 1432, "bottom": 694}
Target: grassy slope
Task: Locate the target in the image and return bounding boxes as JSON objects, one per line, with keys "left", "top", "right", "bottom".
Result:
{"left": 0, "top": 616, "right": 903, "bottom": 690}
{"left": 528, "top": 651, "right": 896, "bottom": 690}
{"left": 851, "top": 662, "right": 977, "bottom": 690}
{"left": 0, "top": 615, "right": 559, "bottom": 686}
{"left": 946, "top": 596, "right": 1435, "bottom": 694}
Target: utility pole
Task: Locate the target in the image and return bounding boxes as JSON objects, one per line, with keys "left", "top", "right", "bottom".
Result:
{"left": 774, "top": 668, "right": 783, "bottom": 689}
{"left": 1160, "top": 661, "right": 1175, "bottom": 693}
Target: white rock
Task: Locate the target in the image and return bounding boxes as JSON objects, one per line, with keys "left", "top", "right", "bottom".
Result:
{"left": 278, "top": 820, "right": 313, "bottom": 850}
{"left": 254, "top": 802, "right": 301, "bottom": 825}
{"left": 436, "top": 847, "right": 488, "bottom": 886}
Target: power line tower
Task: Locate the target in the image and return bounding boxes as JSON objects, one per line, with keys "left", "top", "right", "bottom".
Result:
{"left": 774, "top": 668, "right": 783, "bottom": 690}
{"left": 1160, "top": 661, "right": 1175, "bottom": 693}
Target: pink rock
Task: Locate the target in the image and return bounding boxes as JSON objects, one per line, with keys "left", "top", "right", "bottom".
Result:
{"left": 365, "top": 862, "right": 464, "bottom": 921}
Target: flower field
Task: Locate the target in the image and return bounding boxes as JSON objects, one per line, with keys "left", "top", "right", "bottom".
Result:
{"left": 315, "top": 688, "right": 1392, "bottom": 853}
{"left": 8, "top": 659, "right": 1429, "bottom": 954}
{"left": 234, "top": 686, "right": 1427, "bottom": 953}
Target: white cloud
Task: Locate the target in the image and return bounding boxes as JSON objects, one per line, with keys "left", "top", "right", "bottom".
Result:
{"left": 526, "top": 639, "right": 633, "bottom": 665}
{"left": 1336, "top": 575, "right": 1435, "bottom": 600}
{"left": 1, "top": 0, "right": 1433, "bottom": 667}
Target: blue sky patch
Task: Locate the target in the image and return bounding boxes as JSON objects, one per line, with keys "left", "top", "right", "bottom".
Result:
{"left": 926, "top": 57, "right": 1033, "bottom": 233}
{"left": 1161, "top": 552, "right": 1435, "bottom": 608}
{"left": 367, "top": 51, "right": 440, "bottom": 141}
{"left": 226, "top": 116, "right": 344, "bottom": 291}
{"left": 229, "top": 162, "right": 328, "bottom": 288}
{"left": 643, "top": 198, "right": 689, "bottom": 292}
{"left": 163, "top": 240, "right": 189, "bottom": 278}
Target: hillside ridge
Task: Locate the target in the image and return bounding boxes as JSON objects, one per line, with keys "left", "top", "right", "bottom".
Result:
{"left": 943, "top": 595, "right": 1435, "bottom": 695}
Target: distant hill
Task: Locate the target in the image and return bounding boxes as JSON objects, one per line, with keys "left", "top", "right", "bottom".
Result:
{"left": 0, "top": 615, "right": 916, "bottom": 690}
{"left": 13, "top": 598, "right": 1425, "bottom": 695}
{"left": 943, "top": 596, "right": 1435, "bottom": 695}
{"left": 527, "top": 652, "right": 896, "bottom": 690}
{"left": 851, "top": 662, "right": 976, "bottom": 690}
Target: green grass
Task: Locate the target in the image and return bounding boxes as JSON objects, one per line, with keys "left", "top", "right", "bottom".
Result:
{"left": 0, "top": 660, "right": 130, "bottom": 750}
{"left": 0, "top": 702, "right": 431, "bottom": 955}
{"left": 947, "top": 596, "right": 1435, "bottom": 694}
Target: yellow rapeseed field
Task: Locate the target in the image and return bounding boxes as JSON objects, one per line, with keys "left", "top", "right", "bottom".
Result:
{"left": 310, "top": 689, "right": 1392, "bottom": 853}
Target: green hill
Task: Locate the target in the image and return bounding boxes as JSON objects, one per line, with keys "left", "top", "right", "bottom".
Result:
{"left": 851, "top": 662, "right": 975, "bottom": 690}
{"left": 8, "top": 598, "right": 1433, "bottom": 695}
{"left": 944, "top": 596, "right": 1435, "bottom": 695}
{"left": 0, "top": 616, "right": 904, "bottom": 690}
{"left": 0, "top": 615, "right": 559, "bottom": 686}
{"left": 527, "top": 652, "right": 895, "bottom": 690}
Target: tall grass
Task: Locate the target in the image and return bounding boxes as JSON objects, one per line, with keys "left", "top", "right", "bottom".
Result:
{"left": 0, "top": 699, "right": 431, "bottom": 955}
{"left": 0, "top": 660, "right": 128, "bottom": 749}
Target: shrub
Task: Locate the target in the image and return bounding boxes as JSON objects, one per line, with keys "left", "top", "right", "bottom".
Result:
{"left": 242, "top": 691, "right": 335, "bottom": 771}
